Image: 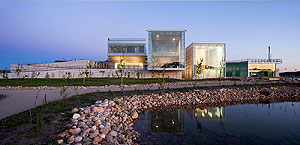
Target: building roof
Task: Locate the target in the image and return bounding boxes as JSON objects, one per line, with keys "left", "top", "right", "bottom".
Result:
{"left": 108, "top": 38, "right": 146, "bottom": 41}
{"left": 146, "top": 29, "right": 186, "bottom": 32}
{"left": 192, "top": 42, "right": 226, "bottom": 44}
{"left": 226, "top": 59, "right": 282, "bottom": 64}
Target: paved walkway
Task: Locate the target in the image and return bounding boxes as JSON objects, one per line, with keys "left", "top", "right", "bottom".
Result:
{"left": 0, "top": 81, "right": 277, "bottom": 120}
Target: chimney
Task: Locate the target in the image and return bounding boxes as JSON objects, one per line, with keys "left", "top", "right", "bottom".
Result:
{"left": 268, "top": 46, "right": 272, "bottom": 61}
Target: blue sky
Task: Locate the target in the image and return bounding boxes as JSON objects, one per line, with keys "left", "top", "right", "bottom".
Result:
{"left": 0, "top": 1, "right": 299, "bottom": 71}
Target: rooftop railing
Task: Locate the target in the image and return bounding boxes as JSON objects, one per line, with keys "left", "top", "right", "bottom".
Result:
{"left": 227, "top": 59, "right": 282, "bottom": 64}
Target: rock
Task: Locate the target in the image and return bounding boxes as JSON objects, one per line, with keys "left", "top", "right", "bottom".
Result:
{"left": 100, "top": 127, "right": 110, "bottom": 135}
{"left": 58, "top": 132, "right": 68, "bottom": 138}
{"left": 93, "top": 136, "right": 102, "bottom": 144}
{"left": 69, "top": 128, "right": 81, "bottom": 135}
{"left": 57, "top": 139, "right": 63, "bottom": 144}
{"left": 109, "top": 130, "right": 118, "bottom": 137}
{"left": 92, "top": 126, "right": 96, "bottom": 131}
{"left": 72, "top": 113, "right": 80, "bottom": 119}
{"left": 68, "top": 135, "right": 75, "bottom": 144}
{"left": 131, "top": 111, "right": 138, "bottom": 119}
{"left": 93, "top": 107, "right": 105, "bottom": 113}
{"left": 99, "top": 133, "right": 106, "bottom": 138}
{"left": 71, "top": 108, "right": 79, "bottom": 113}
{"left": 75, "top": 136, "right": 83, "bottom": 142}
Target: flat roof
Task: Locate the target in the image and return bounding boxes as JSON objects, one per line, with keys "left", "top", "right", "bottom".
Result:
{"left": 227, "top": 59, "right": 282, "bottom": 64}
{"left": 192, "top": 42, "right": 226, "bottom": 44}
{"left": 108, "top": 38, "right": 146, "bottom": 41}
{"left": 147, "top": 29, "right": 186, "bottom": 32}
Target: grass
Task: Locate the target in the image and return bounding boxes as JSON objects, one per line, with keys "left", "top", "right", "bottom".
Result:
{"left": 0, "top": 77, "right": 239, "bottom": 87}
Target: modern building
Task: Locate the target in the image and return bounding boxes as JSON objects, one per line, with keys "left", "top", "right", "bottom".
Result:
{"left": 226, "top": 59, "right": 282, "bottom": 77}
{"left": 7, "top": 29, "right": 286, "bottom": 80}
{"left": 184, "top": 42, "right": 226, "bottom": 79}
{"left": 147, "top": 30, "right": 186, "bottom": 70}
{"left": 107, "top": 38, "right": 147, "bottom": 69}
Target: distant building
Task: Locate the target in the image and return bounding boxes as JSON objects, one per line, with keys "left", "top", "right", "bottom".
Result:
{"left": 226, "top": 59, "right": 282, "bottom": 77}
{"left": 107, "top": 38, "right": 147, "bottom": 69}
{"left": 184, "top": 42, "right": 226, "bottom": 79}
{"left": 280, "top": 71, "right": 300, "bottom": 77}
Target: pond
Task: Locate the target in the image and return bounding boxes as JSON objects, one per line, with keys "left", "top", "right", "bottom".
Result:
{"left": 133, "top": 102, "right": 300, "bottom": 145}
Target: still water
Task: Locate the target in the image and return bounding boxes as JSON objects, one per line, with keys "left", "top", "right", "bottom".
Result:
{"left": 133, "top": 102, "right": 300, "bottom": 145}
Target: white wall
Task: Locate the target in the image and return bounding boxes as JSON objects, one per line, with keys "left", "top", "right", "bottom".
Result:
{"left": 2, "top": 69, "right": 183, "bottom": 79}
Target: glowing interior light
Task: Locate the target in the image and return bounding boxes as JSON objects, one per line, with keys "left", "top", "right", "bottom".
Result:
{"left": 157, "top": 35, "right": 159, "bottom": 37}
{"left": 173, "top": 38, "right": 175, "bottom": 41}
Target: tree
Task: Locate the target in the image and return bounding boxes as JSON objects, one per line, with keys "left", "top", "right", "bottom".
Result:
{"left": 79, "top": 69, "right": 90, "bottom": 86}
{"left": 45, "top": 72, "right": 50, "bottom": 83}
{"left": 218, "top": 57, "right": 225, "bottom": 86}
{"left": 1, "top": 67, "right": 8, "bottom": 79}
{"left": 151, "top": 66, "right": 167, "bottom": 90}
{"left": 15, "top": 62, "right": 23, "bottom": 78}
{"left": 195, "top": 58, "right": 204, "bottom": 87}
{"left": 195, "top": 58, "right": 204, "bottom": 79}
{"left": 118, "top": 55, "right": 125, "bottom": 92}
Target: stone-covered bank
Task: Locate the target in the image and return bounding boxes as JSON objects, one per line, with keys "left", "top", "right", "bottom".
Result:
{"left": 57, "top": 86, "right": 300, "bottom": 145}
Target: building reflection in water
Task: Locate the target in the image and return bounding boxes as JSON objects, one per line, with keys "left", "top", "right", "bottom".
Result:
{"left": 147, "top": 109, "right": 185, "bottom": 133}
{"left": 186, "top": 107, "right": 225, "bottom": 120}
{"left": 146, "top": 107, "right": 225, "bottom": 134}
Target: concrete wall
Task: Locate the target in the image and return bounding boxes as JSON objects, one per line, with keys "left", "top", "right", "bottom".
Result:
{"left": 11, "top": 60, "right": 90, "bottom": 72}
{"left": 2, "top": 69, "right": 183, "bottom": 79}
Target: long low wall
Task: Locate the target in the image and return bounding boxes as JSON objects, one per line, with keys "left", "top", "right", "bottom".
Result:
{"left": 2, "top": 69, "right": 183, "bottom": 79}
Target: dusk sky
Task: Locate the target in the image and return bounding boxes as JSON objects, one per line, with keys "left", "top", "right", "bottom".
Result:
{"left": 0, "top": 1, "right": 299, "bottom": 72}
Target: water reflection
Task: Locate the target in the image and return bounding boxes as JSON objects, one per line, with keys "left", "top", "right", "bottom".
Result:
{"left": 147, "top": 109, "right": 185, "bottom": 133}
{"left": 186, "top": 107, "right": 225, "bottom": 120}
{"left": 134, "top": 102, "right": 300, "bottom": 145}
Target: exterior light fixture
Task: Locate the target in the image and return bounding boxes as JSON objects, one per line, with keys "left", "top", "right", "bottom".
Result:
{"left": 173, "top": 38, "right": 175, "bottom": 41}
{"left": 157, "top": 35, "right": 159, "bottom": 38}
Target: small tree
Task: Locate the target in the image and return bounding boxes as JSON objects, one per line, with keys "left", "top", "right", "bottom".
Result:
{"left": 15, "top": 62, "right": 23, "bottom": 78}
{"left": 118, "top": 55, "right": 125, "bottom": 92}
{"left": 195, "top": 58, "right": 204, "bottom": 79}
{"left": 151, "top": 66, "right": 167, "bottom": 90}
{"left": 195, "top": 58, "right": 204, "bottom": 86}
{"left": 79, "top": 69, "right": 90, "bottom": 86}
{"left": 45, "top": 72, "right": 50, "bottom": 83}
{"left": 1, "top": 68, "right": 8, "bottom": 79}
{"left": 31, "top": 72, "right": 40, "bottom": 83}
{"left": 218, "top": 57, "right": 225, "bottom": 86}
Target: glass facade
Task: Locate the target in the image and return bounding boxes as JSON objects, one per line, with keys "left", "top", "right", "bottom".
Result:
{"left": 226, "top": 62, "right": 248, "bottom": 77}
{"left": 249, "top": 63, "right": 275, "bottom": 77}
{"left": 148, "top": 30, "right": 185, "bottom": 70}
{"left": 109, "top": 44, "right": 145, "bottom": 54}
{"left": 108, "top": 38, "right": 147, "bottom": 69}
{"left": 193, "top": 43, "right": 226, "bottom": 78}
{"left": 226, "top": 61, "right": 277, "bottom": 77}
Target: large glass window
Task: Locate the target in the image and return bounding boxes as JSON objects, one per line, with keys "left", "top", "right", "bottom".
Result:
{"left": 148, "top": 31, "right": 185, "bottom": 69}
{"left": 249, "top": 63, "right": 275, "bottom": 77}
{"left": 109, "top": 44, "right": 145, "bottom": 54}
{"left": 194, "top": 43, "right": 226, "bottom": 78}
{"left": 226, "top": 62, "right": 248, "bottom": 77}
